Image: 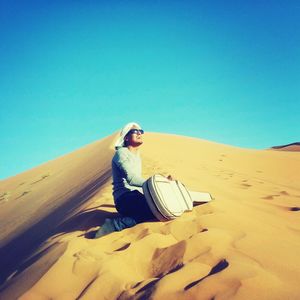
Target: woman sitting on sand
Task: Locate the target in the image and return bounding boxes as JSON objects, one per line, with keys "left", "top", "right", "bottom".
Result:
{"left": 94, "top": 122, "right": 174, "bottom": 238}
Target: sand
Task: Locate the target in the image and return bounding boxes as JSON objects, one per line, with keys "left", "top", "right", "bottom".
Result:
{"left": 0, "top": 132, "right": 299, "bottom": 300}
{"left": 270, "top": 143, "right": 300, "bottom": 152}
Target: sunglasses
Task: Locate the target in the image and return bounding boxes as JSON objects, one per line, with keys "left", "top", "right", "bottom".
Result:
{"left": 127, "top": 129, "right": 144, "bottom": 135}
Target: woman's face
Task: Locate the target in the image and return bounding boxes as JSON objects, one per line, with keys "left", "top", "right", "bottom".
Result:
{"left": 125, "top": 125, "right": 144, "bottom": 147}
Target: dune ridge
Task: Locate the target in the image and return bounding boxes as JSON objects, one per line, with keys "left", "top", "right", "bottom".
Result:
{"left": 269, "top": 142, "right": 300, "bottom": 152}
{"left": 0, "top": 132, "right": 300, "bottom": 299}
{"left": 0, "top": 134, "right": 116, "bottom": 295}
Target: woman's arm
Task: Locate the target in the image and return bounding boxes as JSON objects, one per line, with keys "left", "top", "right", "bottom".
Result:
{"left": 114, "top": 150, "right": 146, "bottom": 187}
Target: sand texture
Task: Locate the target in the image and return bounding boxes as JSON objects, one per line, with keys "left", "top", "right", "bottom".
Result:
{"left": 0, "top": 133, "right": 300, "bottom": 300}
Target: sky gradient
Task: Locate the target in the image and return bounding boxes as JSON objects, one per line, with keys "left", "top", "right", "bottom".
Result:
{"left": 1, "top": 0, "right": 299, "bottom": 179}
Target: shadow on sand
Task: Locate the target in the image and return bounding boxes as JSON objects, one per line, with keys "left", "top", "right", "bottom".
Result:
{"left": 0, "top": 169, "right": 112, "bottom": 296}
{"left": 54, "top": 206, "right": 120, "bottom": 239}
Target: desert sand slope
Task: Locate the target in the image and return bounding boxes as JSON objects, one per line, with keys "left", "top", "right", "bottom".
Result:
{"left": 0, "top": 134, "right": 116, "bottom": 294}
{"left": 1, "top": 132, "right": 300, "bottom": 300}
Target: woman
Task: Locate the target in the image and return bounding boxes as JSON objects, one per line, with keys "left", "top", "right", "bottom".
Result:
{"left": 95, "top": 122, "right": 157, "bottom": 238}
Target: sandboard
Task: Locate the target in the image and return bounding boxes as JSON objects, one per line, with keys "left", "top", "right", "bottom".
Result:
{"left": 188, "top": 190, "right": 213, "bottom": 203}
{"left": 143, "top": 175, "right": 213, "bottom": 221}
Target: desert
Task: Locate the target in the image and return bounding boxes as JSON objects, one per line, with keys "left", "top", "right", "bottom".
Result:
{"left": 0, "top": 132, "right": 300, "bottom": 300}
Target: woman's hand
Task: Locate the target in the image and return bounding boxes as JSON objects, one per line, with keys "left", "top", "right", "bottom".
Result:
{"left": 167, "top": 175, "right": 176, "bottom": 181}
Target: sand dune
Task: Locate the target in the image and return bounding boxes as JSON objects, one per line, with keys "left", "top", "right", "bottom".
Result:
{"left": 269, "top": 142, "right": 300, "bottom": 152}
{"left": 0, "top": 133, "right": 300, "bottom": 300}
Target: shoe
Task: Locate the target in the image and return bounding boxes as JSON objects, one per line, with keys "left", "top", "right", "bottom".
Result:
{"left": 94, "top": 218, "right": 116, "bottom": 238}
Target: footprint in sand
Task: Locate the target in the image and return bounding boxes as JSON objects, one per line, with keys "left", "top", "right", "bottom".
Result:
{"left": 132, "top": 228, "right": 153, "bottom": 241}
{"left": 16, "top": 191, "right": 31, "bottom": 199}
{"left": 261, "top": 195, "right": 280, "bottom": 200}
{"left": 184, "top": 259, "right": 229, "bottom": 290}
{"left": 135, "top": 262, "right": 185, "bottom": 295}
{"left": 72, "top": 251, "right": 99, "bottom": 277}
{"left": 119, "top": 277, "right": 161, "bottom": 300}
{"left": 274, "top": 206, "right": 300, "bottom": 212}
{"left": 240, "top": 183, "right": 252, "bottom": 188}
{"left": 114, "top": 243, "right": 131, "bottom": 251}
{"left": 194, "top": 204, "right": 214, "bottom": 216}
{"left": 30, "top": 174, "right": 50, "bottom": 185}
{"left": 239, "top": 179, "right": 252, "bottom": 188}
{"left": 150, "top": 240, "right": 186, "bottom": 278}
{"left": 0, "top": 191, "right": 11, "bottom": 203}
{"left": 280, "top": 191, "right": 290, "bottom": 196}
{"left": 163, "top": 219, "right": 205, "bottom": 240}
{"left": 262, "top": 191, "right": 292, "bottom": 200}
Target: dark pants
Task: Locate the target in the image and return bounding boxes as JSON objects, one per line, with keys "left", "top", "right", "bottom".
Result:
{"left": 115, "top": 190, "right": 155, "bottom": 223}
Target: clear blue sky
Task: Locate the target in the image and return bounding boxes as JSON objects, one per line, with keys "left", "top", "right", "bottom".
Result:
{"left": 0, "top": 0, "right": 299, "bottom": 179}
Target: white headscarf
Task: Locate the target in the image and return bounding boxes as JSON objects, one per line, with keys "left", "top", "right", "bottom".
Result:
{"left": 114, "top": 122, "right": 142, "bottom": 150}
